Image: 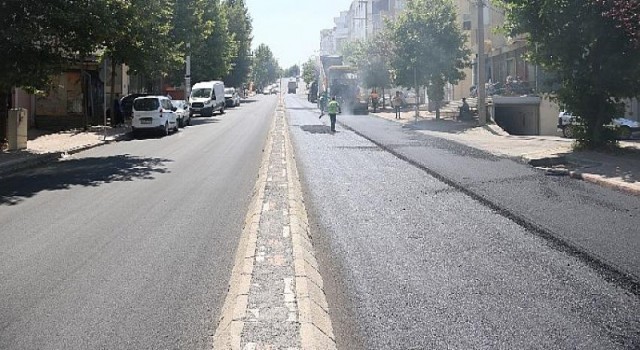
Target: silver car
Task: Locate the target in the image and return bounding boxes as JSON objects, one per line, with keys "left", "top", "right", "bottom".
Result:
{"left": 171, "top": 99, "right": 191, "bottom": 127}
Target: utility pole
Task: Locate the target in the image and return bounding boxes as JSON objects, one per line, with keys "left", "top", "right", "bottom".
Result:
{"left": 477, "top": 0, "right": 487, "bottom": 125}
{"left": 414, "top": 65, "right": 419, "bottom": 122}
{"left": 185, "top": 43, "right": 191, "bottom": 102}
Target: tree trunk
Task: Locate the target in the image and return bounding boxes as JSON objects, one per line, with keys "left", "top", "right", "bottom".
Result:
{"left": 382, "top": 87, "right": 386, "bottom": 109}
{"left": 0, "top": 89, "right": 10, "bottom": 144}
{"left": 435, "top": 100, "right": 440, "bottom": 120}
{"left": 110, "top": 57, "right": 117, "bottom": 127}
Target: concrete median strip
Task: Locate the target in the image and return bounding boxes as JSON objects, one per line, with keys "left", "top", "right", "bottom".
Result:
{"left": 213, "top": 97, "right": 336, "bottom": 349}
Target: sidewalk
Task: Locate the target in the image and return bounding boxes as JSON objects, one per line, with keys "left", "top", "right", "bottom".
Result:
{"left": 371, "top": 107, "right": 640, "bottom": 196}
{"left": 0, "top": 126, "right": 130, "bottom": 178}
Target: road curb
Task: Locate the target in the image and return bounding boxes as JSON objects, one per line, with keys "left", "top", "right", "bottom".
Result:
{"left": 570, "top": 171, "right": 640, "bottom": 196}
{"left": 283, "top": 99, "right": 337, "bottom": 349}
{"left": 0, "top": 130, "right": 129, "bottom": 178}
{"left": 522, "top": 155, "right": 640, "bottom": 197}
{"left": 212, "top": 113, "right": 274, "bottom": 349}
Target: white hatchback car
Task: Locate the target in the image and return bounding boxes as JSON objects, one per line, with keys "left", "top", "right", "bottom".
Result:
{"left": 131, "top": 96, "right": 178, "bottom": 137}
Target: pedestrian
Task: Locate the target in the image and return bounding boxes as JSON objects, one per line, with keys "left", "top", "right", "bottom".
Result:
{"left": 327, "top": 96, "right": 340, "bottom": 132}
{"left": 319, "top": 91, "right": 328, "bottom": 118}
{"left": 459, "top": 97, "right": 471, "bottom": 121}
{"left": 370, "top": 89, "right": 379, "bottom": 113}
{"left": 392, "top": 91, "right": 403, "bottom": 119}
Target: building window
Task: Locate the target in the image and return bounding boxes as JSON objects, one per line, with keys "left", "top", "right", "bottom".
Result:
{"left": 463, "top": 14, "right": 471, "bottom": 31}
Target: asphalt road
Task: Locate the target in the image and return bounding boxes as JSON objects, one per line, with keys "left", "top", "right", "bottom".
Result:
{"left": 0, "top": 95, "right": 277, "bottom": 349}
{"left": 285, "top": 94, "right": 640, "bottom": 349}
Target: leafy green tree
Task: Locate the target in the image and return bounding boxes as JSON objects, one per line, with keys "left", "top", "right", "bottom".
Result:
{"left": 497, "top": 0, "right": 640, "bottom": 148}
{"left": 165, "top": 0, "right": 216, "bottom": 85}
{"left": 251, "top": 44, "right": 281, "bottom": 89}
{"left": 0, "top": 0, "right": 111, "bottom": 131}
{"left": 388, "top": 0, "right": 470, "bottom": 119}
{"left": 223, "top": 0, "right": 253, "bottom": 88}
{"left": 340, "top": 40, "right": 367, "bottom": 67}
{"left": 301, "top": 58, "right": 319, "bottom": 86}
{"left": 284, "top": 65, "right": 301, "bottom": 78}
{"left": 190, "top": 0, "right": 235, "bottom": 83}
{"left": 360, "top": 34, "right": 394, "bottom": 102}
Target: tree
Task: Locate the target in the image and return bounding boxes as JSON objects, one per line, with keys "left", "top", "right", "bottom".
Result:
{"left": 0, "top": 0, "right": 114, "bottom": 134}
{"left": 251, "top": 44, "right": 281, "bottom": 89}
{"left": 595, "top": 0, "right": 640, "bottom": 48}
{"left": 387, "top": 0, "right": 469, "bottom": 119}
{"left": 284, "top": 65, "right": 301, "bottom": 78}
{"left": 497, "top": 0, "right": 640, "bottom": 148}
{"left": 223, "top": 0, "right": 253, "bottom": 88}
{"left": 359, "top": 34, "right": 394, "bottom": 105}
{"left": 340, "top": 40, "right": 367, "bottom": 67}
{"left": 191, "top": 0, "right": 236, "bottom": 83}
{"left": 301, "top": 58, "right": 319, "bottom": 86}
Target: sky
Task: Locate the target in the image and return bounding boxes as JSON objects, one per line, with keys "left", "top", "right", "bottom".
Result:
{"left": 245, "top": 0, "right": 356, "bottom": 69}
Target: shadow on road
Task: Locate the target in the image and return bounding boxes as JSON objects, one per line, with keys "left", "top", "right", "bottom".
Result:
{"left": 0, "top": 155, "right": 171, "bottom": 206}
{"left": 300, "top": 125, "right": 334, "bottom": 134}
{"left": 188, "top": 118, "right": 221, "bottom": 127}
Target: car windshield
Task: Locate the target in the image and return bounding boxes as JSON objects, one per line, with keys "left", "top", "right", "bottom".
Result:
{"left": 224, "top": 88, "right": 234, "bottom": 94}
{"left": 191, "top": 88, "right": 211, "bottom": 98}
{"left": 133, "top": 98, "right": 160, "bottom": 111}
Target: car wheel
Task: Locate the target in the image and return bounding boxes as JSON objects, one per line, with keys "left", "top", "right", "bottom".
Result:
{"left": 178, "top": 117, "right": 184, "bottom": 128}
{"left": 562, "top": 125, "right": 575, "bottom": 138}
{"left": 618, "top": 126, "right": 632, "bottom": 140}
{"left": 186, "top": 116, "right": 191, "bottom": 126}
{"left": 220, "top": 106, "right": 225, "bottom": 115}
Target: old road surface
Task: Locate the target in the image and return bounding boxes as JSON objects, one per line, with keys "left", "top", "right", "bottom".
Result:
{"left": 0, "top": 95, "right": 277, "bottom": 349}
{"left": 284, "top": 93, "right": 639, "bottom": 349}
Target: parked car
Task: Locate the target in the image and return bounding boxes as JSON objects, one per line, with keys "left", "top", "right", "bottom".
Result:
{"left": 224, "top": 87, "right": 241, "bottom": 107}
{"left": 189, "top": 81, "right": 226, "bottom": 117}
{"left": 131, "top": 96, "right": 178, "bottom": 137}
{"left": 171, "top": 99, "right": 190, "bottom": 127}
{"left": 558, "top": 111, "right": 640, "bottom": 139}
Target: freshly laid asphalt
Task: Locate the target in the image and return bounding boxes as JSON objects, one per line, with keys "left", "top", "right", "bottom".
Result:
{"left": 285, "top": 94, "right": 639, "bottom": 349}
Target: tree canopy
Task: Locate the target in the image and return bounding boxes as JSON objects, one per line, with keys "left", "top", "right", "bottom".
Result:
{"left": 251, "top": 44, "right": 281, "bottom": 89}
{"left": 498, "top": 0, "right": 640, "bottom": 148}
{"left": 284, "top": 65, "right": 301, "bottom": 78}
{"left": 223, "top": 0, "right": 253, "bottom": 88}
{"left": 301, "top": 58, "right": 319, "bottom": 86}
{"left": 387, "top": 0, "right": 470, "bottom": 118}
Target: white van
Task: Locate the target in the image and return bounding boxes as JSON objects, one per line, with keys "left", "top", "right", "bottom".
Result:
{"left": 189, "top": 81, "right": 226, "bottom": 117}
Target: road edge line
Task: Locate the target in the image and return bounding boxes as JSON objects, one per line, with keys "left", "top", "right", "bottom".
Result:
{"left": 282, "top": 97, "right": 338, "bottom": 349}
{"left": 211, "top": 107, "right": 276, "bottom": 349}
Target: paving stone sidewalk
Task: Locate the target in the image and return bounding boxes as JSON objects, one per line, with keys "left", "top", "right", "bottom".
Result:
{"left": 0, "top": 126, "right": 129, "bottom": 177}
{"left": 371, "top": 107, "right": 640, "bottom": 196}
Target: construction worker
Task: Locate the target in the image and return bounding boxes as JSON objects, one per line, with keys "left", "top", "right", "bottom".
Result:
{"left": 319, "top": 91, "right": 329, "bottom": 118}
{"left": 327, "top": 96, "right": 341, "bottom": 132}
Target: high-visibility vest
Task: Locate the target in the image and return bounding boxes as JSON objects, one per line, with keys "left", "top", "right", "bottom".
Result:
{"left": 327, "top": 100, "right": 340, "bottom": 114}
